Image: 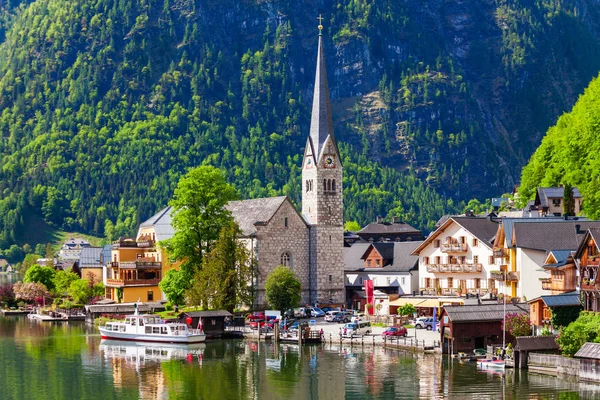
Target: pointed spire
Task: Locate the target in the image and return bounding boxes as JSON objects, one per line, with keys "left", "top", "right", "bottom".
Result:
{"left": 309, "top": 20, "right": 336, "bottom": 159}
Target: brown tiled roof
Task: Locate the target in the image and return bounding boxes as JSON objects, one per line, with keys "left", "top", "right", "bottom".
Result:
{"left": 358, "top": 221, "right": 421, "bottom": 235}
{"left": 514, "top": 336, "right": 558, "bottom": 352}
{"left": 344, "top": 241, "right": 422, "bottom": 272}
{"left": 444, "top": 303, "right": 528, "bottom": 323}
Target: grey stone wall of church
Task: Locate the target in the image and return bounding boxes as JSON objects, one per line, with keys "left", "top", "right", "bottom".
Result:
{"left": 310, "top": 225, "right": 345, "bottom": 304}
{"left": 254, "top": 200, "right": 310, "bottom": 307}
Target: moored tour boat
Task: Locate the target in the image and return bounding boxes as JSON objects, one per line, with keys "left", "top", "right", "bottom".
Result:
{"left": 99, "top": 310, "right": 205, "bottom": 344}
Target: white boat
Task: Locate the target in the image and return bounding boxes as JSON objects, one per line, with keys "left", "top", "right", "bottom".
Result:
{"left": 477, "top": 358, "right": 506, "bottom": 370}
{"left": 98, "top": 310, "right": 205, "bottom": 344}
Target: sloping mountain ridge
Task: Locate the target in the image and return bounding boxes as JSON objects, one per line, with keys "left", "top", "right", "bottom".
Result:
{"left": 0, "top": 0, "right": 599, "bottom": 248}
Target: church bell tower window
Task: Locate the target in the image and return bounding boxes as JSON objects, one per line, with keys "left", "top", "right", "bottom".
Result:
{"left": 281, "top": 252, "right": 292, "bottom": 268}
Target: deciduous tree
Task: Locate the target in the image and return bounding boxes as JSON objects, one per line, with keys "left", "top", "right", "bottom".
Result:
{"left": 265, "top": 266, "right": 301, "bottom": 313}
{"left": 23, "top": 265, "right": 56, "bottom": 291}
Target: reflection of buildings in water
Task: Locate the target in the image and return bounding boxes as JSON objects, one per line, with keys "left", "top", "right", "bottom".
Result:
{"left": 100, "top": 340, "right": 206, "bottom": 397}
{"left": 527, "top": 371, "right": 600, "bottom": 398}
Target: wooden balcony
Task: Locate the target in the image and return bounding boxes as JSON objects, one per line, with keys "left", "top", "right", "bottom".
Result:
{"left": 506, "top": 271, "right": 519, "bottom": 282}
{"left": 490, "top": 271, "right": 505, "bottom": 281}
{"left": 493, "top": 248, "right": 509, "bottom": 259}
{"left": 440, "top": 242, "right": 468, "bottom": 253}
{"left": 117, "top": 261, "right": 162, "bottom": 269}
{"left": 105, "top": 278, "right": 161, "bottom": 287}
{"left": 541, "top": 278, "right": 552, "bottom": 290}
{"left": 425, "top": 264, "right": 482, "bottom": 273}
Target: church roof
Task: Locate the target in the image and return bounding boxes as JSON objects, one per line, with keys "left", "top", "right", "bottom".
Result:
{"left": 226, "top": 196, "right": 290, "bottom": 237}
{"left": 139, "top": 196, "right": 292, "bottom": 240}
{"left": 309, "top": 34, "right": 338, "bottom": 160}
{"left": 358, "top": 221, "right": 421, "bottom": 236}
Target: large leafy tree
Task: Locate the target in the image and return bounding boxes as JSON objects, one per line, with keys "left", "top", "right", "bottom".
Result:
{"left": 265, "top": 266, "right": 301, "bottom": 313}
{"left": 159, "top": 269, "right": 188, "bottom": 307}
{"left": 53, "top": 270, "right": 80, "bottom": 296}
{"left": 185, "top": 221, "right": 253, "bottom": 312}
{"left": 163, "top": 166, "right": 238, "bottom": 281}
{"left": 67, "top": 279, "right": 92, "bottom": 304}
{"left": 23, "top": 265, "right": 56, "bottom": 291}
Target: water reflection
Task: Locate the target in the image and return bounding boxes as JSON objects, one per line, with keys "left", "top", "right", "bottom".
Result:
{"left": 0, "top": 316, "right": 599, "bottom": 399}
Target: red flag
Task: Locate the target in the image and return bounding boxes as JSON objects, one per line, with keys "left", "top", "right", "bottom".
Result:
{"left": 365, "top": 280, "right": 374, "bottom": 315}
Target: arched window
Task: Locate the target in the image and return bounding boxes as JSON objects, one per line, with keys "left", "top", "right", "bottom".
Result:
{"left": 332, "top": 179, "right": 336, "bottom": 191}
{"left": 281, "top": 252, "right": 292, "bottom": 268}
{"left": 323, "top": 179, "right": 327, "bottom": 191}
{"left": 310, "top": 180, "right": 313, "bottom": 191}
{"left": 306, "top": 180, "right": 309, "bottom": 192}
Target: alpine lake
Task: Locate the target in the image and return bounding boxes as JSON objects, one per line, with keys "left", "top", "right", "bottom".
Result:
{"left": 0, "top": 316, "right": 598, "bottom": 400}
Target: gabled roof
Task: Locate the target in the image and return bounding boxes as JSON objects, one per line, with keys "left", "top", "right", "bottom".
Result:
{"left": 360, "top": 243, "right": 395, "bottom": 261}
{"left": 79, "top": 247, "right": 102, "bottom": 268}
{"left": 138, "top": 206, "right": 175, "bottom": 242}
{"left": 138, "top": 196, "right": 298, "bottom": 240}
{"left": 512, "top": 221, "right": 600, "bottom": 252}
{"left": 575, "top": 228, "right": 600, "bottom": 260}
{"left": 575, "top": 342, "right": 600, "bottom": 359}
{"left": 444, "top": 303, "right": 528, "bottom": 323}
{"left": 535, "top": 187, "right": 582, "bottom": 208}
{"left": 226, "top": 196, "right": 298, "bottom": 237}
{"left": 514, "top": 336, "right": 558, "bottom": 352}
{"left": 412, "top": 216, "right": 499, "bottom": 255}
{"left": 344, "top": 241, "right": 422, "bottom": 273}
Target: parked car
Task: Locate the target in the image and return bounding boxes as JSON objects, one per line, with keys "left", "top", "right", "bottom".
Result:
{"left": 294, "top": 308, "right": 310, "bottom": 318}
{"left": 324, "top": 311, "right": 339, "bottom": 322}
{"left": 341, "top": 321, "right": 371, "bottom": 337}
{"left": 310, "top": 307, "right": 325, "bottom": 317}
{"left": 351, "top": 312, "right": 365, "bottom": 322}
{"left": 321, "top": 307, "right": 340, "bottom": 313}
{"left": 414, "top": 317, "right": 436, "bottom": 330}
{"left": 249, "top": 319, "right": 266, "bottom": 330}
{"left": 332, "top": 312, "right": 352, "bottom": 323}
{"left": 381, "top": 326, "right": 408, "bottom": 337}
{"left": 279, "top": 318, "right": 296, "bottom": 330}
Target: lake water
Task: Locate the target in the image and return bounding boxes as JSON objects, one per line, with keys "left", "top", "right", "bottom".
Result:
{"left": 0, "top": 316, "right": 598, "bottom": 399}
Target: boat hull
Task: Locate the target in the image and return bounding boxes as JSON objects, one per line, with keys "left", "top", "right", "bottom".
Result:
{"left": 99, "top": 327, "right": 206, "bottom": 344}
{"left": 477, "top": 361, "right": 506, "bottom": 370}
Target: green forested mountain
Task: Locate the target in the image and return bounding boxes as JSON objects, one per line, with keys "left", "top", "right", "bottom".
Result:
{"left": 518, "top": 74, "right": 600, "bottom": 219}
{"left": 0, "top": 0, "right": 599, "bottom": 250}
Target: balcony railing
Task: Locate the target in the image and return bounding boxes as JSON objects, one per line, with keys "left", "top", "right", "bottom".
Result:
{"left": 116, "top": 261, "right": 162, "bottom": 269}
{"left": 506, "top": 271, "right": 519, "bottom": 281}
{"left": 425, "top": 264, "right": 483, "bottom": 273}
{"left": 490, "top": 271, "right": 505, "bottom": 281}
{"left": 491, "top": 270, "right": 520, "bottom": 281}
{"left": 493, "top": 248, "right": 509, "bottom": 259}
{"left": 440, "top": 243, "right": 468, "bottom": 253}
{"left": 106, "top": 278, "right": 161, "bottom": 287}
{"left": 541, "top": 278, "right": 551, "bottom": 290}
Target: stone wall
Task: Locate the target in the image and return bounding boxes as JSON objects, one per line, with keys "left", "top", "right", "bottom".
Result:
{"left": 255, "top": 199, "right": 310, "bottom": 306}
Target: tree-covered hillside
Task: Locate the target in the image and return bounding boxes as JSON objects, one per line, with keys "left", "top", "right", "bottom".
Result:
{"left": 518, "top": 74, "right": 600, "bottom": 219}
{"left": 0, "top": 0, "right": 599, "bottom": 250}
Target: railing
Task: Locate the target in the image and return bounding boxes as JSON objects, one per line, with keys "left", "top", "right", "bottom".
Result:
{"left": 493, "top": 248, "right": 509, "bottom": 258}
{"left": 440, "top": 243, "right": 467, "bottom": 253}
{"left": 105, "top": 278, "right": 160, "bottom": 287}
{"left": 541, "top": 278, "right": 551, "bottom": 290}
{"left": 118, "top": 261, "right": 162, "bottom": 269}
{"left": 506, "top": 271, "right": 519, "bottom": 281}
{"left": 490, "top": 271, "right": 504, "bottom": 281}
{"left": 425, "top": 264, "right": 483, "bottom": 273}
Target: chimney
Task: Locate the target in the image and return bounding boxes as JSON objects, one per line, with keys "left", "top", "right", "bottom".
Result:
{"left": 376, "top": 216, "right": 383, "bottom": 224}
{"left": 576, "top": 224, "right": 583, "bottom": 234}
{"left": 392, "top": 216, "right": 399, "bottom": 224}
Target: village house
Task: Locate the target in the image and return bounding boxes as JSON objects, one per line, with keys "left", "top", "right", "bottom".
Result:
{"left": 59, "top": 237, "right": 91, "bottom": 264}
{"left": 528, "top": 186, "right": 582, "bottom": 217}
{"left": 539, "top": 250, "right": 578, "bottom": 295}
{"left": 344, "top": 241, "right": 421, "bottom": 303}
{"left": 78, "top": 247, "right": 103, "bottom": 284}
{"left": 493, "top": 219, "right": 600, "bottom": 301}
{"left": 411, "top": 215, "right": 500, "bottom": 297}
{"left": 576, "top": 228, "right": 600, "bottom": 311}
{"left": 528, "top": 291, "right": 581, "bottom": 335}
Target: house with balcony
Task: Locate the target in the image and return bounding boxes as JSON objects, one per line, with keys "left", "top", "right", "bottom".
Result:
{"left": 344, "top": 241, "right": 421, "bottom": 303}
{"left": 104, "top": 237, "right": 164, "bottom": 303}
{"left": 528, "top": 291, "right": 581, "bottom": 335}
{"left": 411, "top": 215, "right": 501, "bottom": 297}
{"left": 576, "top": 228, "right": 600, "bottom": 311}
{"left": 493, "top": 219, "right": 600, "bottom": 301}
{"left": 539, "top": 250, "right": 577, "bottom": 295}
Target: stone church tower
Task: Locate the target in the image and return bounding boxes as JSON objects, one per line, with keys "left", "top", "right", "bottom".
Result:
{"left": 302, "top": 25, "right": 345, "bottom": 304}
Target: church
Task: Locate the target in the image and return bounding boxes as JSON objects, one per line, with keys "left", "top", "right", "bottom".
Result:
{"left": 138, "top": 25, "right": 345, "bottom": 308}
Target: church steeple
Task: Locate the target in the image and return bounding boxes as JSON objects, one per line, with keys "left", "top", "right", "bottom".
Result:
{"left": 308, "top": 23, "right": 337, "bottom": 161}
